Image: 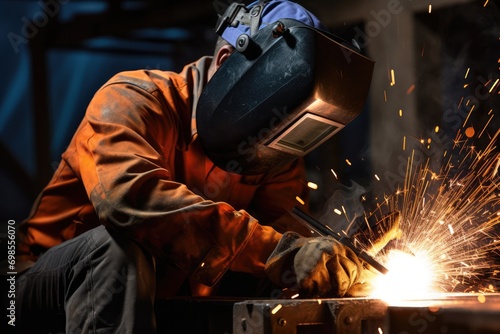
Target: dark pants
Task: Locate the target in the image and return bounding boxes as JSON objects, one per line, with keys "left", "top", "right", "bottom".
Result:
{"left": 16, "top": 225, "right": 156, "bottom": 334}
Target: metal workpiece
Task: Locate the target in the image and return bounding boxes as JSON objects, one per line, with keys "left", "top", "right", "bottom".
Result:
{"left": 233, "top": 293, "right": 500, "bottom": 334}
{"left": 233, "top": 297, "right": 387, "bottom": 334}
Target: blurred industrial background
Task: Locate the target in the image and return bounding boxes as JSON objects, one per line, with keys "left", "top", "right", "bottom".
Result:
{"left": 1, "top": 0, "right": 499, "bottom": 228}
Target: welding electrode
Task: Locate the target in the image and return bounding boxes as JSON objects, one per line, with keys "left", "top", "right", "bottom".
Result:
{"left": 292, "top": 207, "right": 389, "bottom": 274}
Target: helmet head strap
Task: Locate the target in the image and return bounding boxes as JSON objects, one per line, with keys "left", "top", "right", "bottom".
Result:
{"left": 214, "top": 0, "right": 270, "bottom": 38}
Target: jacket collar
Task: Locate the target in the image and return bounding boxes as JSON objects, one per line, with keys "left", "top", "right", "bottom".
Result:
{"left": 188, "top": 56, "right": 212, "bottom": 144}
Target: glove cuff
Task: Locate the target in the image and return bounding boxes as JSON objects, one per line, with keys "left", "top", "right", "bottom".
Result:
{"left": 229, "top": 224, "right": 282, "bottom": 276}
{"left": 264, "top": 231, "right": 305, "bottom": 288}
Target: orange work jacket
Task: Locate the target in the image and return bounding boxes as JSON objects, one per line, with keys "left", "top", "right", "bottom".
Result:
{"left": 18, "top": 56, "right": 311, "bottom": 295}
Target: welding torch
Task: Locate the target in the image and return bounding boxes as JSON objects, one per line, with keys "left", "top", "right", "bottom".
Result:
{"left": 292, "top": 206, "right": 389, "bottom": 275}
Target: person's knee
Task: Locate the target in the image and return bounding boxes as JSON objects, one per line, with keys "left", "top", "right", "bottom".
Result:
{"left": 66, "top": 228, "right": 157, "bottom": 332}
{"left": 101, "top": 227, "right": 155, "bottom": 279}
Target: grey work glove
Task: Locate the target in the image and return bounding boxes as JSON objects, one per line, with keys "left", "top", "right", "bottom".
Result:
{"left": 265, "top": 211, "right": 402, "bottom": 298}
{"left": 265, "top": 232, "right": 363, "bottom": 297}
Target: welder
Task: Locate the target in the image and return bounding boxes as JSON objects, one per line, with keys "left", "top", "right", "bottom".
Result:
{"left": 16, "top": 1, "right": 381, "bottom": 332}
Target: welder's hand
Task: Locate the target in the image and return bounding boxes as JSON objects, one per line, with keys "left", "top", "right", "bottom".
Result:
{"left": 344, "top": 262, "right": 379, "bottom": 297}
{"left": 265, "top": 232, "right": 363, "bottom": 297}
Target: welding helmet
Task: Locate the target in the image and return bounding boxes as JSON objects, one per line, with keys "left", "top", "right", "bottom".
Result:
{"left": 196, "top": 0, "right": 374, "bottom": 175}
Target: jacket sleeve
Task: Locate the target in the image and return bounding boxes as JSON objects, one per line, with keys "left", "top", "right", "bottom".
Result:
{"left": 72, "top": 80, "right": 281, "bottom": 286}
{"left": 250, "top": 158, "right": 315, "bottom": 237}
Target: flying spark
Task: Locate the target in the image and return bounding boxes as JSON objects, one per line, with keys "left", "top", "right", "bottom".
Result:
{"left": 489, "top": 79, "right": 499, "bottom": 94}
{"left": 407, "top": 84, "right": 415, "bottom": 95}
{"left": 271, "top": 304, "right": 282, "bottom": 314}
{"left": 296, "top": 196, "right": 305, "bottom": 205}
{"left": 308, "top": 182, "right": 318, "bottom": 190}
